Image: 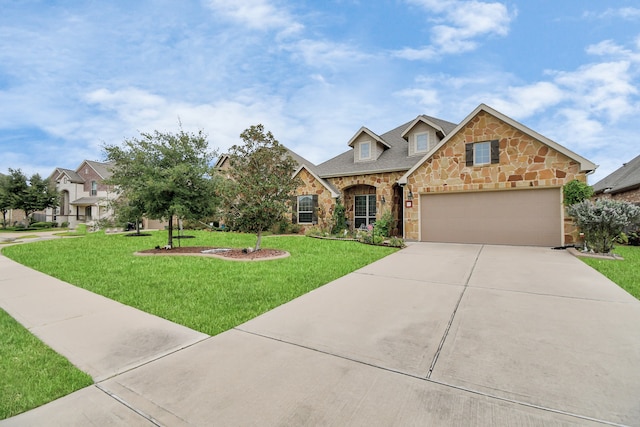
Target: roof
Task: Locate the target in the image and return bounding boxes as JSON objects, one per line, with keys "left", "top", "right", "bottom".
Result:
{"left": 315, "top": 114, "right": 457, "bottom": 178}
{"left": 70, "top": 196, "right": 103, "bottom": 205}
{"left": 52, "top": 168, "right": 84, "bottom": 183}
{"left": 347, "top": 127, "right": 391, "bottom": 149}
{"left": 592, "top": 154, "right": 640, "bottom": 194}
{"left": 399, "top": 104, "right": 597, "bottom": 184}
{"left": 80, "top": 160, "right": 114, "bottom": 180}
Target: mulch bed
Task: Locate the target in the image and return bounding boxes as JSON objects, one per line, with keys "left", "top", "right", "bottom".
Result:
{"left": 136, "top": 246, "right": 289, "bottom": 261}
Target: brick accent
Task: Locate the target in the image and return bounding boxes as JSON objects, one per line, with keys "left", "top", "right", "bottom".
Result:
{"left": 598, "top": 187, "right": 640, "bottom": 204}
{"left": 405, "top": 111, "right": 588, "bottom": 243}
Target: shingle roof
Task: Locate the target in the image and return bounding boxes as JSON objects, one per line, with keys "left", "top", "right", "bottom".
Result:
{"left": 315, "top": 115, "right": 457, "bottom": 178}
{"left": 592, "top": 154, "right": 640, "bottom": 194}
{"left": 58, "top": 168, "right": 84, "bottom": 183}
{"left": 84, "top": 160, "right": 114, "bottom": 179}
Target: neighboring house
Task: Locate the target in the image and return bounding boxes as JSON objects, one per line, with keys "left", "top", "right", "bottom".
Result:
{"left": 45, "top": 160, "right": 117, "bottom": 228}
{"left": 592, "top": 154, "right": 640, "bottom": 204}
{"left": 293, "top": 104, "right": 596, "bottom": 247}
{"left": 46, "top": 160, "right": 168, "bottom": 230}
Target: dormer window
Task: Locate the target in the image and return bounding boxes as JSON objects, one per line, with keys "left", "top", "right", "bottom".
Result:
{"left": 415, "top": 132, "right": 429, "bottom": 153}
{"left": 360, "top": 141, "right": 371, "bottom": 160}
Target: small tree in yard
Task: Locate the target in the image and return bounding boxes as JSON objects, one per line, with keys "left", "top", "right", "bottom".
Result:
{"left": 221, "top": 124, "right": 300, "bottom": 251}
{"left": 567, "top": 199, "right": 640, "bottom": 254}
{"left": 104, "top": 127, "right": 218, "bottom": 248}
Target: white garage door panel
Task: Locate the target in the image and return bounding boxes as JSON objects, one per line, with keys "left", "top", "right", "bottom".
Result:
{"left": 420, "top": 188, "right": 562, "bottom": 246}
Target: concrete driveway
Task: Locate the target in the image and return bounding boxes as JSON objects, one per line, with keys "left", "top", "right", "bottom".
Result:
{"left": 3, "top": 243, "right": 639, "bottom": 426}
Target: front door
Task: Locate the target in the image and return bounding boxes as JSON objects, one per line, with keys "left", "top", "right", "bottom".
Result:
{"left": 354, "top": 194, "right": 376, "bottom": 229}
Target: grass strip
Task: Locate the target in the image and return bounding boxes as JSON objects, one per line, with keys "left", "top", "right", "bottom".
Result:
{"left": 580, "top": 245, "right": 640, "bottom": 299}
{"left": 0, "top": 309, "right": 93, "bottom": 419}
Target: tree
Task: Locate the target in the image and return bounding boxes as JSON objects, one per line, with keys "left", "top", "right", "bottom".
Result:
{"left": 567, "top": 198, "right": 640, "bottom": 253}
{"left": 0, "top": 174, "right": 12, "bottom": 228}
{"left": 221, "top": 124, "right": 300, "bottom": 251}
{"left": 563, "top": 179, "right": 593, "bottom": 205}
{"left": 104, "top": 127, "right": 218, "bottom": 248}
{"left": 7, "top": 169, "right": 58, "bottom": 224}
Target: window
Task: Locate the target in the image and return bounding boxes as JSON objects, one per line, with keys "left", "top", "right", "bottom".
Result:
{"left": 354, "top": 194, "right": 376, "bottom": 229}
{"left": 465, "top": 140, "right": 500, "bottom": 167}
{"left": 294, "top": 195, "right": 318, "bottom": 224}
{"left": 360, "top": 141, "right": 371, "bottom": 160}
{"left": 415, "top": 133, "right": 429, "bottom": 153}
{"left": 474, "top": 142, "right": 491, "bottom": 165}
{"left": 91, "top": 180, "right": 97, "bottom": 196}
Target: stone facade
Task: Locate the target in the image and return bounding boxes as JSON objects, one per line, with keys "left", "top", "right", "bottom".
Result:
{"left": 294, "top": 168, "right": 406, "bottom": 233}
{"left": 294, "top": 168, "right": 336, "bottom": 232}
{"left": 404, "top": 111, "right": 588, "bottom": 243}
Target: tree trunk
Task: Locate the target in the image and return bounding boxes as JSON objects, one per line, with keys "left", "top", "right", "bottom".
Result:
{"left": 255, "top": 229, "right": 262, "bottom": 251}
{"left": 167, "top": 215, "right": 173, "bottom": 248}
{"left": 135, "top": 218, "right": 141, "bottom": 235}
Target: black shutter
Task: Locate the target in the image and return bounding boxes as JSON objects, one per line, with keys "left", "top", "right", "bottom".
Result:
{"left": 490, "top": 139, "right": 500, "bottom": 164}
{"left": 465, "top": 144, "right": 474, "bottom": 166}
{"left": 291, "top": 196, "right": 298, "bottom": 224}
{"left": 312, "top": 195, "right": 319, "bottom": 224}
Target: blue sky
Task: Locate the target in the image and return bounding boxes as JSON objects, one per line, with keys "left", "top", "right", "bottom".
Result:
{"left": 1, "top": 0, "right": 639, "bottom": 183}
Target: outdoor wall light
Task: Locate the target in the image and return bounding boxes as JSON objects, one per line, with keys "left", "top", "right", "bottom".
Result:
{"left": 407, "top": 189, "right": 413, "bottom": 200}
{"left": 381, "top": 195, "right": 386, "bottom": 204}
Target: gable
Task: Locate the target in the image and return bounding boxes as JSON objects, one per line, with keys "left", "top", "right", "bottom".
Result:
{"left": 400, "top": 104, "right": 596, "bottom": 185}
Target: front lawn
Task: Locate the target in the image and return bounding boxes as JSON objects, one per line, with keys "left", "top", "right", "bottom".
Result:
{"left": 0, "top": 308, "right": 93, "bottom": 419}
{"left": 1, "top": 231, "right": 397, "bottom": 336}
{"left": 0, "top": 231, "right": 397, "bottom": 419}
{"left": 580, "top": 245, "right": 640, "bottom": 299}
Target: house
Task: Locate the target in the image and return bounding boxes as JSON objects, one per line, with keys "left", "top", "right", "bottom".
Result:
{"left": 45, "top": 160, "right": 166, "bottom": 230}
{"left": 293, "top": 104, "right": 596, "bottom": 246}
{"left": 592, "top": 154, "right": 640, "bottom": 204}
{"left": 45, "top": 160, "right": 117, "bottom": 228}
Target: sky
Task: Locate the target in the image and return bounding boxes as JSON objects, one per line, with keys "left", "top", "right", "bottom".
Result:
{"left": 1, "top": 0, "right": 639, "bottom": 184}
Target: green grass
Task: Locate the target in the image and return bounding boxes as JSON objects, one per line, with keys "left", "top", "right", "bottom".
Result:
{"left": 0, "top": 309, "right": 93, "bottom": 419}
{"left": 580, "top": 246, "right": 640, "bottom": 299}
{"left": 1, "top": 231, "right": 397, "bottom": 336}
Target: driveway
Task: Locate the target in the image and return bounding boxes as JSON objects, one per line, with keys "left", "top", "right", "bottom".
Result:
{"left": 3, "top": 243, "right": 640, "bottom": 426}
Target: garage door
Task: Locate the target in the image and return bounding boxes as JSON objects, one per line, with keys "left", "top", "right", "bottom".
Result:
{"left": 420, "top": 188, "right": 562, "bottom": 246}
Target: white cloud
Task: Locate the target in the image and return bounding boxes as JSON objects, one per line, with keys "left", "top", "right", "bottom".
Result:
{"left": 205, "top": 0, "right": 303, "bottom": 36}
{"left": 583, "top": 7, "right": 640, "bottom": 21}
{"left": 488, "top": 82, "right": 565, "bottom": 119}
{"left": 284, "top": 39, "right": 374, "bottom": 69}
{"left": 395, "top": 0, "right": 514, "bottom": 59}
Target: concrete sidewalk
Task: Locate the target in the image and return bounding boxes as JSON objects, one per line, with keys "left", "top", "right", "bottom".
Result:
{"left": 1, "top": 242, "right": 639, "bottom": 426}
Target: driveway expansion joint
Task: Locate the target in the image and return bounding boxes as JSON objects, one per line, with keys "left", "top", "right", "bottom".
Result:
{"left": 426, "top": 245, "right": 484, "bottom": 379}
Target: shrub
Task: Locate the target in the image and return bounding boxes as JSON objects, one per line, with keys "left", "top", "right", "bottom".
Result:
{"left": 388, "top": 236, "right": 405, "bottom": 248}
{"left": 31, "top": 222, "right": 55, "bottom": 228}
{"left": 61, "top": 221, "right": 69, "bottom": 228}
{"left": 567, "top": 199, "right": 640, "bottom": 253}
{"left": 628, "top": 230, "right": 640, "bottom": 246}
{"left": 563, "top": 180, "right": 594, "bottom": 205}
{"left": 331, "top": 200, "right": 348, "bottom": 235}
{"left": 373, "top": 209, "right": 394, "bottom": 238}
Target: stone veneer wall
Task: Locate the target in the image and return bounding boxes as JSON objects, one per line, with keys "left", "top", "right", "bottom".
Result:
{"left": 405, "top": 111, "right": 588, "bottom": 243}
{"left": 294, "top": 168, "right": 336, "bottom": 232}
{"left": 327, "top": 171, "right": 404, "bottom": 229}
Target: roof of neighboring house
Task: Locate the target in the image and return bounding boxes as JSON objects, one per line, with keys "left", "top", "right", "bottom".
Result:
{"left": 70, "top": 196, "right": 104, "bottom": 205}
{"left": 81, "top": 160, "right": 114, "bottom": 180}
{"left": 53, "top": 168, "right": 84, "bottom": 183}
{"left": 399, "top": 104, "right": 597, "bottom": 184}
{"left": 592, "top": 154, "right": 640, "bottom": 194}
{"left": 315, "top": 114, "right": 457, "bottom": 178}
